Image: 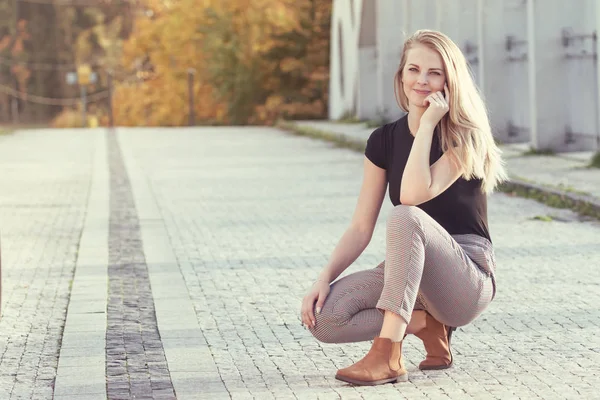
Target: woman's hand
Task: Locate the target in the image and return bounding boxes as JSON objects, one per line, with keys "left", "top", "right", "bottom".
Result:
{"left": 420, "top": 84, "right": 450, "bottom": 129}
{"left": 300, "top": 279, "right": 330, "bottom": 329}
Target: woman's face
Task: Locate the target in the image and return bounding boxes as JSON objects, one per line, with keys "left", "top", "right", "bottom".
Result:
{"left": 401, "top": 44, "right": 446, "bottom": 108}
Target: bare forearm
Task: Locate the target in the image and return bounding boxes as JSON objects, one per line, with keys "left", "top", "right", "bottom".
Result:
{"left": 402, "top": 123, "right": 435, "bottom": 195}
{"left": 317, "top": 226, "right": 372, "bottom": 283}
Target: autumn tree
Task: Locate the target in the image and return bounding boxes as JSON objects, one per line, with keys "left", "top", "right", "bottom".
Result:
{"left": 0, "top": 0, "right": 25, "bottom": 122}
{"left": 113, "top": 0, "right": 227, "bottom": 126}
{"left": 198, "top": 0, "right": 303, "bottom": 124}
{"left": 114, "top": 0, "right": 332, "bottom": 126}
{"left": 0, "top": 0, "right": 333, "bottom": 126}
{"left": 0, "top": 0, "right": 133, "bottom": 125}
{"left": 257, "top": 0, "right": 331, "bottom": 122}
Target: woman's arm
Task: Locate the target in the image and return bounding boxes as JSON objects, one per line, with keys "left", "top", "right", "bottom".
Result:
{"left": 316, "top": 157, "right": 387, "bottom": 283}
{"left": 400, "top": 87, "right": 463, "bottom": 206}
{"left": 400, "top": 123, "right": 462, "bottom": 206}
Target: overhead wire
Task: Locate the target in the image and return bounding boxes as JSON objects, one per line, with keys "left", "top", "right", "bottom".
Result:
{"left": 0, "top": 83, "right": 110, "bottom": 105}
{"left": 1, "top": 0, "right": 152, "bottom": 106}
{"left": 16, "top": 0, "right": 137, "bottom": 5}
{"left": 0, "top": 53, "right": 121, "bottom": 71}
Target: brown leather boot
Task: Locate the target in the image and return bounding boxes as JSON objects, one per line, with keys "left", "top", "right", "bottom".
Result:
{"left": 414, "top": 312, "right": 454, "bottom": 370}
{"left": 335, "top": 337, "right": 408, "bottom": 386}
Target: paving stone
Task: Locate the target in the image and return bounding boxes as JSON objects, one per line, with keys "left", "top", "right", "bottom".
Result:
{"left": 118, "top": 127, "right": 600, "bottom": 399}
{"left": 0, "top": 129, "right": 97, "bottom": 400}
{"left": 1, "top": 126, "right": 598, "bottom": 399}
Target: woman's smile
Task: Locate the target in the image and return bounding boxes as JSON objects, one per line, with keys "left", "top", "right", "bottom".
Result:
{"left": 414, "top": 89, "right": 431, "bottom": 95}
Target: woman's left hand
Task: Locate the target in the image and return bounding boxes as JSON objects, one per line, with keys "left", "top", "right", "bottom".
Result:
{"left": 420, "top": 84, "right": 450, "bottom": 129}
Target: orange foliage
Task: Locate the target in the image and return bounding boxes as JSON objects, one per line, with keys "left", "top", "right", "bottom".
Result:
{"left": 1, "top": 19, "right": 32, "bottom": 96}
{"left": 114, "top": 0, "right": 331, "bottom": 126}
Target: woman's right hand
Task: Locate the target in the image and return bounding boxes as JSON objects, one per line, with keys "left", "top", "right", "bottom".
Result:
{"left": 300, "top": 279, "right": 330, "bottom": 329}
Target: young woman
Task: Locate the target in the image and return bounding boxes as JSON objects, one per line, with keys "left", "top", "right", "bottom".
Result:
{"left": 300, "top": 29, "right": 507, "bottom": 386}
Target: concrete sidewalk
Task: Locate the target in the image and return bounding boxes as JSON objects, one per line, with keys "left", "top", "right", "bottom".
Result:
{"left": 0, "top": 126, "right": 598, "bottom": 399}
{"left": 290, "top": 120, "right": 600, "bottom": 217}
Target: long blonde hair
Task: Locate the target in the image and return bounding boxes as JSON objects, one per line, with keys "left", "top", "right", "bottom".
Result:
{"left": 394, "top": 29, "right": 508, "bottom": 194}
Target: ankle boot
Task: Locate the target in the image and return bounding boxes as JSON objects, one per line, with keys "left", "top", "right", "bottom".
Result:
{"left": 414, "top": 312, "right": 454, "bottom": 370}
{"left": 335, "top": 337, "right": 408, "bottom": 386}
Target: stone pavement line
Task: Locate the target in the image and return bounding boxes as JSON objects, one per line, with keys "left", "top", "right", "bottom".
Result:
{"left": 54, "top": 130, "right": 109, "bottom": 399}
{"left": 106, "top": 129, "right": 176, "bottom": 399}
{"left": 117, "top": 129, "right": 226, "bottom": 400}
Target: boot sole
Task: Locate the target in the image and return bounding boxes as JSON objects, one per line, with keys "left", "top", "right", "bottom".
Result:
{"left": 418, "top": 327, "right": 455, "bottom": 371}
{"left": 419, "top": 363, "right": 452, "bottom": 370}
{"left": 335, "top": 372, "right": 408, "bottom": 386}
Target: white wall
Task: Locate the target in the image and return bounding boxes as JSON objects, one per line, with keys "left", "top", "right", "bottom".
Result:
{"left": 329, "top": 0, "right": 600, "bottom": 152}
{"left": 357, "top": 0, "right": 378, "bottom": 120}
{"left": 376, "top": 0, "right": 408, "bottom": 121}
{"left": 329, "top": 0, "right": 363, "bottom": 119}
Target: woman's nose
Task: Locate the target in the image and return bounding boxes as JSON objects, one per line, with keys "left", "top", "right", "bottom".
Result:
{"left": 417, "top": 74, "right": 428, "bottom": 85}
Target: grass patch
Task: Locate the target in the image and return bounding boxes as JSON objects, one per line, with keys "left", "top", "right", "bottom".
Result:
{"left": 512, "top": 175, "right": 590, "bottom": 196}
{"left": 365, "top": 120, "right": 382, "bottom": 128}
{"left": 554, "top": 183, "right": 590, "bottom": 196}
{"left": 531, "top": 215, "right": 553, "bottom": 222}
{"left": 365, "top": 117, "right": 390, "bottom": 129}
{"left": 0, "top": 123, "right": 49, "bottom": 134}
{"left": 509, "top": 174, "right": 535, "bottom": 184}
{"left": 589, "top": 151, "right": 600, "bottom": 168}
{"left": 336, "top": 111, "right": 361, "bottom": 124}
{"left": 522, "top": 146, "right": 555, "bottom": 156}
{"left": 499, "top": 181, "right": 600, "bottom": 220}
{"left": 337, "top": 116, "right": 362, "bottom": 124}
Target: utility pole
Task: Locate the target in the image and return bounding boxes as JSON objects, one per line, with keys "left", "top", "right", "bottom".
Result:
{"left": 108, "top": 72, "right": 114, "bottom": 128}
{"left": 188, "top": 68, "right": 195, "bottom": 126}
{"left": 66, "top": 64, "right": 96, "bottom": 127}
{"left": 11, "top": 0, "right": 19, "bottom": 125}
{"left": 77, "top": 64, "right": 92, "bottom": 127}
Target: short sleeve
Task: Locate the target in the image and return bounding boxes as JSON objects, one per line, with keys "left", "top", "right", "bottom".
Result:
{"left": 365, "top": 127, "right": 387, "bottom": 169}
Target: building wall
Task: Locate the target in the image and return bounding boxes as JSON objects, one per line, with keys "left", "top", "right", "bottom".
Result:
{"left": 329, "top": 0, "right": 600, "bottom": 152}
{"left": 376, "top": 0, "right": 407, "bottom": 122}
{"left": 357, "top": 0, "right": 378, "bottom": 120}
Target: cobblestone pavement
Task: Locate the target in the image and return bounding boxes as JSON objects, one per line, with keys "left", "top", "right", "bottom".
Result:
{"left": 0, "top": 126, "right": 599, "bottom": 399}
{"left": 119, "top": 127, "right": 600, "bottom": 399}
{"left": 0, "top": 129, "right": 96, "bottom": 399}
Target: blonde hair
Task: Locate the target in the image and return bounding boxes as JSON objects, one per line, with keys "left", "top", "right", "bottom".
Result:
{"left": 394, "top": 29, "right": 508, "bottom": 193}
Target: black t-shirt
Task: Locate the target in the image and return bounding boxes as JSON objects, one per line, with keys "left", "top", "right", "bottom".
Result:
{"left": 365, "top": 115, "right": 491, "bottom": 242}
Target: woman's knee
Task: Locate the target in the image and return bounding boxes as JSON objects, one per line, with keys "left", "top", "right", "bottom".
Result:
{"left": 387, "top": 205, "right": 425, "bottom": 227}
{"left": 308, "top": 309, "right": 347, "bottom": 343}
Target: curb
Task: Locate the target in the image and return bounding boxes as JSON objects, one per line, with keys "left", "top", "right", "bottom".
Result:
{"left": 277, "top": 120, "right": 366, "bottom": 152}
{"left": 276, "top": 120, "right": 600, "bottom": 220}
{"left": 497, "top": 180, "right": 600, "bottom": 220}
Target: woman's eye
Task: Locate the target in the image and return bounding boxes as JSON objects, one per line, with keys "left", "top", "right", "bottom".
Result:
{"left": 409, "top": 68, "right": 418, "bottom": 72}
{"left": 430, "top": 71, "right": 440, "bottom": 75}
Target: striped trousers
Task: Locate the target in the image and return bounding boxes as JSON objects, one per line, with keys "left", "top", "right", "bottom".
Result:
{"left": 309, "top": 205, "right": 496, "bottom": 344}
